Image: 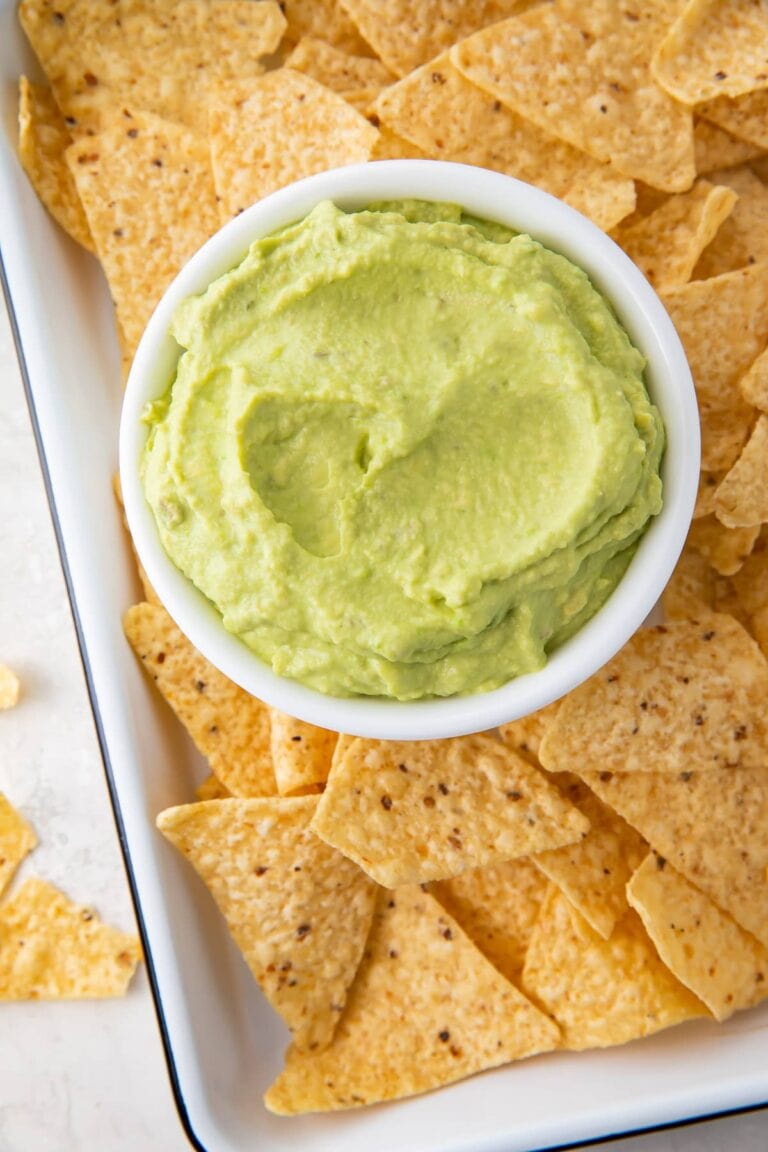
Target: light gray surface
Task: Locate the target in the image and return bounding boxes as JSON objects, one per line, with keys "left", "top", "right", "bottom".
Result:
{"left": 0, "top": 295, "right": 765, "bottom": 1152}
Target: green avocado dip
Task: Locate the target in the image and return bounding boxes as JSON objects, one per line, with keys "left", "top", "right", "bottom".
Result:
{"left": 141, "top": 199, "right": 664, "bottom": 700}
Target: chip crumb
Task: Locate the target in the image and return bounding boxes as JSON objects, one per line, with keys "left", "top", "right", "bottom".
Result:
{"left": 0, "top": 665, "right": 20, "bottom": 710}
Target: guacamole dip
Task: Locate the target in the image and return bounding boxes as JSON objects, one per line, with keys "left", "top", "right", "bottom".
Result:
{"left": 142, "top": 199, "right": 664, "bottom": 699}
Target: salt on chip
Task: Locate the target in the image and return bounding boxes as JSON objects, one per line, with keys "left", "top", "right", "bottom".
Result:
{"left": 66, "top": 111, "right": 219, "bottom": 357}
{"left": 499, "top": 701, "right": 560, "bottom": 765}
{"left": 613, "top": 179, "right": 736, "bottom": 290}
{"left": 627, "top": 853, "right": 768, "bottom": 1021}
{"left": 373, "top": 55, "right": 636, "bottom": 233}
{"left": 652, "top": 0, "right": 768, "bottom": 105}
{"left": 661, "top": 546, "right": 717, "bottom": 619}
{"left": 265, "top": 885, "right": 560, "bottom": 1114}
{"left": 286, "top": 37, "right": 393, "bottom": 92}
{"left": 539, "top": 615, "right": 768, "bottom": 774}
{"left": 522, "top": 886, "right": 706, "bottom": 1050}
{"left": 269, "top": 709, "right": 336, "bottom": 797}
{"left": 714, "top": 415, "right": 768, "bottom": 527}
{"left": 451, "top": 4, "right": 695, "bottom": 193}
{"left": 532, "top": 776, "right": 647, "bottom": 940}
{"left": 693, "top": 118, "right": 766, "bottom": 175}
{"left": 687, "top": 514, "right": 760, "bottom": 575}
{"left": 157, "top": 797, "right": 377, "bottom": 1051}
{"left": 17, "top": 77, "right": 93, "bottom": 252}
{"left": 580, "top": 767, "right": 768, "bottom": 950}
{"left": 0, "top": 794, "right": 37, "bottom": 899}
{"left": 311, "top": 734, "right": 589, "bottom": 888}
{"left": 123, "top": 602, "right": 276, "bottom": 797}
{"left": 430, "top": 857, "right": 548, "bottom": 983}
{"left": 0, "top": 664, "right": 20, "bottom": 710}
{"left": 0, "top": 878, "right": 141, "bottom": 999}
{"left": 208, "top": 70, "right": 378, "bottom": 222}
{"left": 282, "top": 0, "right": 372, "bottom": 56}
{"left": 741, "top": 344, "right": 768, "bottom": 412}
{"left": 338, "top": 0, "right": 531, "bottom": 78}
{"left": 693, "top": 166, "right": 768, "bottom": 278}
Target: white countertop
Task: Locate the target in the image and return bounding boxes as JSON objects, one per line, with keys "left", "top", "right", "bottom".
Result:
{"left": 0, "top": 293, "right": 765, "bottom": 1152}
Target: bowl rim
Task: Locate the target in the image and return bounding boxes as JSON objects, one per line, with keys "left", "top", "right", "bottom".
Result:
{"left": 119, "top": 159, "right": 700, "bottom": 740}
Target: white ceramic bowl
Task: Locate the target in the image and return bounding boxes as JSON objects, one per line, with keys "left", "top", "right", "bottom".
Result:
{"left": 120, "top": 160, "right": 699, "bottom": 740}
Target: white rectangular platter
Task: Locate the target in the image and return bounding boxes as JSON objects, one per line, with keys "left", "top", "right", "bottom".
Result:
{"left": 1, "top": 6, "right": 766, "bottom": 1150}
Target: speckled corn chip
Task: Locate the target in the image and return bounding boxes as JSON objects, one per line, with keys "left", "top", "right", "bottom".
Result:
{"left": 282, "top": 0, "right": 372, "bottom": 56}
{"left": 286, "top": 37, "right": 393, "bottom": 91}
{"left": 652, "top": 0, "right": 768, "bottom": 105}
{"left": 699, "top": 90, "right": 768, "bottom": 151}
{"left": 687, "top": 514, "right": 760, "bottom": 575}
{"left": 662, "top": 546, "right": 717, "bottom": 619}
{"left": 269, "top": 709, "right": 336, "bottom": 797}
{"left": 499, "top": 702, "right": 560, "bottom": 765}
{"left": 0, "top": 795, "right": 37, "bottom": 898}
{"left": 693, "top": 166, "right": 768, "bottom": 278}
{"left": 693, "top": 118, "right": 766, "bottom": 174}
{"left": 741, "top": 345, "right": 768, "bottom": 412}
{"left": 714, "top": 415, "right": 768, "bottom": 527}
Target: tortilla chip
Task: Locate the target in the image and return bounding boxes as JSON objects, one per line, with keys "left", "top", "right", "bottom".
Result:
{"left": 613, "top": 179, "right": 736, "bottom": 289}
{"left": 269, "top": 710, "right": 336, "bottom": 797}
{"left": 19, "top": 0, "right": 286, "bottom": 138}
{"left": 373, "top": 55, "right": 635, "bottom": 232}
{"left": 311, "top": 734, "right": 589, "bottom": 888}
{"left": 208, "top": 70, "right": 378, "bottom": 221}
{"left": 430, "top": 858, "right": 548, "bottom": 983}
{"left": 740, "top": 344, "right": 768, "bottom": 412}
{"left": 752, "top": 603, "right": 768, "bottom": 655}
{"left": 579, "top": 767, "right": 768, "bottom": 950}
{"left": 17, "top": 77, "right": 93, "bottom": 252}
{"left": 694, "top": 118, "right": 766, "bottom": 174}
{"left": 195, "top": 773, "right": 232, "bottom": 801}
{"left": 693, "top": 166, "right": 768, "bottom": 278}
{"left": 157, "top": 797, "right": 376, "bottom": 1051}
{"left": 521, "top": 886, "right": 706, "bottom": 1050}
{"left": 451, "top": 5, "right": 695, "bottom": 193}
{"left": 660, "top": 263, "right": 768, "bottom": 470}
{"left": 123, "top": 602, "right": 276, "bottom": 797}
{"left": 687, "top": 514, "right": 760, "bottom": 574}
{"left": 712, "top": 574, "right": 754, "bottom": 630}
{"left": 695, "top": 469, "right": 727, "bottom": 519}
{"left": 627, "top": 853, "right": 768, "bottom": 1021}
{"left": 0, "top": 795, "right": 37, "bottom": 898}
{"left": 699, "top": 89, "right": 768, "bottom": 151}
{"left": 66, "top": 112, "right": 219, "bottom": 357}
{"left": 0, "top": 878, "right": 141, "bottom": 999}
{"left": 498, "top": 701, "right": 561, "bottom": 765}
{"left": 369, "top": 128, "right": 429, "bottom": 160}
{"left": 0, "top": 664, "right": 20, "bottom": 710}
{"left": 286, "top": 37, "right": 393, "bottom": 91}
{"left": 265, "top": 885, "right": 560, "bottom": 1113}
{"left": 533, "top": 776, "right": 647, "bottom": 940}
{"left": 282, "top": 0, "right": 372, "bottom": 56}
{"left": 652, "top": 0, "right": 768, "bottom": 105}
{"left": 339, "top": 0, "right": 531, "bottom": 78}
{"left": 714, "top": 414, "right": 768, "bottom": 527}
{"left": 730, "top": 527, "right": 768, "bottom": 613}
{"left": 661, "top": 546, "right": 717, "bottom": 619}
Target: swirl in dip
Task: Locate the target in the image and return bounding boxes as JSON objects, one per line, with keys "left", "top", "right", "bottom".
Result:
{"left": 141, "top": 199, "right": 664, "bottom": 699}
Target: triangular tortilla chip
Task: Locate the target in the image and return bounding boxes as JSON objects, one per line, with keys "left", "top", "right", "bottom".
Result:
{"left": 66, "top": 111, "right": 219, "bottom": 356}
{"left": 17, "top": 77, "right": 93, "bottom": 252}
{"left": 269, "top": 709, "right": 336, "bottom": 796}
{"left": 312, "top": 734, "right": 590, "bottom": 887}
{"left": 0, "top": 878, "right": 141, "bottom": 999}
{"left": 652, "top": 0, "right": 768, "bottom": 104}
{"left": 208, "top": 70, "right": 378, "bottom": 222}
{"left": 283, "top": 0, "right": 372, "bottom": 56}
{"left": 451, "top": 4, "right": 695, "bottom": 192}
{"left": 430, "top": 857, "right": 548, "bottom": 983}
{"left": 157, "top": 797, "right": 377, "bottom": 1051}
{"left": 579, "top": 767, "right": 768, "bottom": 949}
{"left": 627, "top": 853, "right": 768, "bottom": 1021}
{"left": 687, "top": 514, "right": 760, "bottom": 575}
{"left": 699, "top": 90, "right": 768, "bottom": 150}
{"left": 498, "top": 701, "right": 560, "bottom": 765}
{"left": 533, "top": 776, "right": 647, "bottom": 940}
{"left": 0, "top": 665, "right": 20, "bottom": 710}
{"left": 693, "top": 166, "right": 768, "bottom": 278}
{"left": 286, "top": 37, "right": 393, "bottom": 91}
{"left": 539, "top": 615, "right": 768, "bottom": 774}
{"left": 661, "top": 545, "right": 717, "bottom": 619}
{"left": 373, "top": 55, "right": 635, "bottom": 232}
{"left": 714, "top": 414, "right": 768, "bottom": 527}
{"left": 124, "top": 602, "right": 276, "bottom": 797}
{"left": 613, "top": 179, "right": 736, "bottom": 289}
{"left": 693, "top": 117, "right": 766, "bottom": 174}
{"left": 265, "top": 885, "right": 560, "bottom": 1113}
{"left": 741, "top": 344, "right": 768, "bottom": 412}
{"left": 521, "top": 886, "right": 707, "bottom": 1050}
{"left": 0, "top": 795, "right": 37, "bottom": 899}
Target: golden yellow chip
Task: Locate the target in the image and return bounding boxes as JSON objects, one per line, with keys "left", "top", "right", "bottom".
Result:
{"left": 451, "top": 5, "right": 695, "bottom": 193}
{"left": 208, "top": 70, "right": 378, "bottom": 222}
{"left": 699, "top": 90, "right": 768, "bottom": 150}
{"left": 693, "top": 166, "right": 768, "bottom": 278}
{"left": 373, "top": 55, "right": 635, "bottom": 232}
{"left": 580, "top": 766, "right": 768, "bottom": 950}
{"left": 312, "top": 735, "right": 590, "bottom": 887}
{"left": 158, "top": 798, "right": 377, "bottom": 1052}
{"left": 194, "top": 773, "right": 232, "bottom": 801}
{"left": 0, "top": 794, "right": 37, "bottom": 898}
{"left": 694, "top": 469, "right": 727, "bottom": 519}
{"left": 124, "top": 602, "right": 276, "bottom": 797}
{"left": 66, "top": 111, "right": 219, "bottom": 357}
{"left": 687, "top": 514, "right": 760, "bottom": 575}
{"left": 730, "top": 527, "right": 768, "bottom": 613}
{"left": 369, "top": 128, "right": 429, "bottom": 161}
{"left": 627, "top": 853, "right": 768, "bottom": 1021}
{"left": 693, "top": 117, "right": 766, "bottom": 174}
{"left": 652, "top": 0, "right": 768, "bottom": 105}
{"left": 286, "top": 37, "right": 393, "bottom": 91}
{"left": 431, "top": 857, "right": 548, "bottom": 983}
{"left": 741, "top": 344, "right": 768, "bottom": 412}
{"left": 714, "top": 415, "right": 768, "bottom": 527}
{"left": 498, "top": 701, "right": 560, "bottom": 765}
{"left": 269, "top": 709, "right": 336, "bottom": 797}
{"left": 752, "top": 603, "right": 768, "bottom": 655}
{"left": 17, "top": 77, "right": 93, "bottom": 252}
{"left": 282, "top": 0, "right": 372, "bottom": 56}
{"left": 661, "top": 546, "right": 717, "bottom": 619}
{"left": 540, "top": 615, "right": 768, "bottom": 774}
{"left": 613, "top": 179, "right": 736, "bottom": 290}
{"left": 265, "top": 885, "right": 560, "bottom": 1114}
{"left": 0, "top": 878, "right": 141, "bottom": 999}
{"left": 532, "top": 776, "right": 647, "bottom": 940}
{"left": 0, "top": 664, "right": 20, "bottom": 710}
{"left": 522, "top": 886, "right": 706, "bottom": 1049}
